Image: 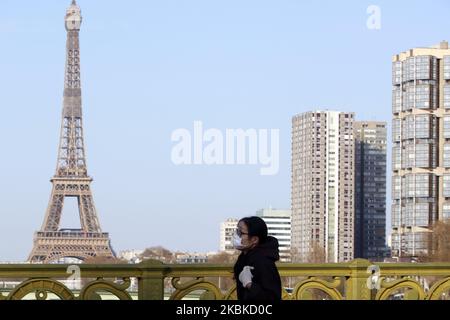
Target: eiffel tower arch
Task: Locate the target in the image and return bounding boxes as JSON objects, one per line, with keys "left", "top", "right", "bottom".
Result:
{"left": 28, "top": 1, "right": 115, "bottom": 263}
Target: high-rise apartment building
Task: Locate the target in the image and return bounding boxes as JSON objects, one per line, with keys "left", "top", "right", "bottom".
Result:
{"left": 392, "top": 41, "right": 450, "bottom": 258}
{"left": 354, "top": 121, "right": 387, "bottom": 261}
{"left": 291, "top": 111, "right": 354, "bottom": 262}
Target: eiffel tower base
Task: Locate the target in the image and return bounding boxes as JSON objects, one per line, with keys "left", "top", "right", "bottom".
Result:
{"left": 28, "top": 231, "right": 114, "bottom": 263}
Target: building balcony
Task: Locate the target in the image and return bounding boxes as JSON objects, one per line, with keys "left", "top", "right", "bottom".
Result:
{"left": 0, "top": 259, "right": 449, "bottom": 300}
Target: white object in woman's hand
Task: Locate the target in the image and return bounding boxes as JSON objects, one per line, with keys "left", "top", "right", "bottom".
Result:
{"left": 239, "top": 266, "right": 254, "bottom": 288}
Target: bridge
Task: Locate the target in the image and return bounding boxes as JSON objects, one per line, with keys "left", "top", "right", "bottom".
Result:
{"left": 0, "top": 259, "right": 449, "bottom": 300}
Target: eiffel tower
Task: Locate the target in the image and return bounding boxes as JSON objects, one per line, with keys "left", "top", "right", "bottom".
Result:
{"left": 28, "top": 1, "right": 114, "bottom": 263}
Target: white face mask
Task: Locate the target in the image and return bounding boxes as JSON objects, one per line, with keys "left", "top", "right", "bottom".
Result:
{"left": 232, "top": 232, "right": 245, "bottom": 250}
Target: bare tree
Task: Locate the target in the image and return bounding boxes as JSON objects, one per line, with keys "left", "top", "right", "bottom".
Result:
{"left": 139, "top": 246, "right": 175, "bottom": 263}
{"left": 83, "top": 255, "right": 127, "bottom": 264}
{"left": 290, "top": 247, "right": 300, "bottom": 263}
{"left": 307, "top": 241, "right": 326, "bottom": 263}
{"left": 420, "top": 220, "right": 450, "bottom": 262}
{"left": 290, "top": 242, "right": 327, "bottom": 263}
{"left": 207, "top": 251, "right": 239, "bottom": 264}
{"left": 205, "top": 251, "right": 239, "bottom": 292}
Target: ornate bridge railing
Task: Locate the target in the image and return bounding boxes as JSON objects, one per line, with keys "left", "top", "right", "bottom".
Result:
{"left": 1, "top": 259, "right": 450, "bottom": 300}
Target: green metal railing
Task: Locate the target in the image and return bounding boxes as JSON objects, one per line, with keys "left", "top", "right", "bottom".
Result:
{"left": 1, "top": 259, "right": 450, "bottom": 300}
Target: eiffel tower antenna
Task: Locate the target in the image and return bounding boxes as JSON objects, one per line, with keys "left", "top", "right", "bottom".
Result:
{"left": 28, "top": 1, "right": 114, "bottom": 263}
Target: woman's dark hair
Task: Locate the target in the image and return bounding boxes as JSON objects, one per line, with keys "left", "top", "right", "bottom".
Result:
{"left": 240, "top": 216, "right": 268, "bottom": 244}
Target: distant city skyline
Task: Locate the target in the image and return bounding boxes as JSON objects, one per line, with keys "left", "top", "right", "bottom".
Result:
{"left": 1, "top": 0, "right": 450, "bottom": 261}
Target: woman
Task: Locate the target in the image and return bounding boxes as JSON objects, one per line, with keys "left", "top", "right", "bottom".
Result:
{"left": 232, "top": 216, "right": 282, "bottom": 301}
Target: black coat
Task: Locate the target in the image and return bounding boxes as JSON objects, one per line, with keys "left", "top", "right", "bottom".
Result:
{"left": 233, "top": 236, "right": 282, "bottom": 301}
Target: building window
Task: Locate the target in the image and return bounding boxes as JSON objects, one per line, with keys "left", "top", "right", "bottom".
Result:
{"left": 444, "top": 56, "right": 450, "bottom": 80}
{"left": 444, "top": 85, "right": 450, "bottom": 109}
{"left": 414, "top": 203, "right": 430, "bottom": 226}
{"left": 415, "top": 84, "right": 433, "bottom": 109}
{"left": 443, "top": 203, "right": 450, "bottom": 220}
{"left": 415, "top": 56, "right": 435, "bottom": 80}
{"left": 415, "top": 143, "right": 430, "bottom": 168}
{"left": 403, "top": 58, "right": 415, "bottom": 82}
{"left": 392, "top": 204, "right": 400, "bottom": 228}
{"left": 444, "top": 116, "right": 450, "bottom": 138}
{"left": 402, "top": 143, "right": 415, "bottom": 169}
{"left": 392, "top": 176, "right": 401, "bottom": 200}
{"left": 403, "top": 85, "right": 415, "bottom": 111}
{"left": 402, "top": 174, "right": 415, "bottom": 198}
{"left": 414, "top": 174, "right": 431, "bottom": 198}
{"left": 393, "top": 61, "right": 402, "bottom": 84}
{"left": 415, "top": 115, "right": 430, "bottom": 138}
{"left": 393, "top": 88, "right": 402, "bottom": 113}
{"left": 444, "top": 175, "right": 450, "bottom": 197}
{"left": 392, "top": 146, "right": 401, "bottom": 170}
{"left": 402, "top": 116, "right": 415, "bottom": 140}
{"left": 404, "top": 202, "right": 414, "bottom": 226}
{"left": 393, "top": 119, "right": 401, "bottom": 142}
{"left": 444, "top": 144, "right": 450, "bottom": 168}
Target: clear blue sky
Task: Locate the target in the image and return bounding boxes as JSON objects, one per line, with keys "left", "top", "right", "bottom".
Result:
{"left": 1, "top": 0, "right": 449, "bottom": 261}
